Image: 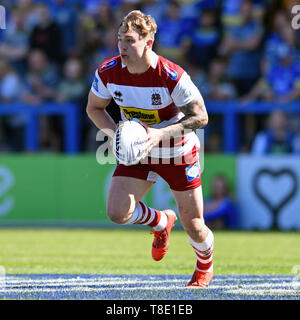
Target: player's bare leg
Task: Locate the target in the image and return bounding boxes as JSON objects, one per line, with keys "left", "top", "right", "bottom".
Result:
{"left": 172, "top": 186, "right": 214, "bottom": 288}
{"left": 107, "top": 176, "right": 153, "bottom": 224}
{"left": 107, "top": 176, "right": 177, "bottom": 260}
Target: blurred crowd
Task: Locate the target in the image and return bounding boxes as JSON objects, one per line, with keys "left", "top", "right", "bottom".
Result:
{"left": 0, "top": 0, "right": 300, "bottom": 153}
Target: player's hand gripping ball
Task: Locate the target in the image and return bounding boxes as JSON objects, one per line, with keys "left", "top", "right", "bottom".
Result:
{"left": 113, "top": 118, "right": 149, "bottom": 166}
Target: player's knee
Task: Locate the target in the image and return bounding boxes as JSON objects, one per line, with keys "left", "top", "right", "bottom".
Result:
{"left": 107, "top": 211, "right": 127, "bottom": 224}
{"left": 183, "top": 219, "right": 207, "bottom": 242}
{"left": 188, "top": 229, "right": 207, "bottom": 242}
{"left": 106, "top": 206, "right": 129, "bottom": 224}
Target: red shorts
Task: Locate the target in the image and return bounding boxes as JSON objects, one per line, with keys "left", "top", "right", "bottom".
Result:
{"left": 113, "top": 159, "right": 202, "bottom": 191}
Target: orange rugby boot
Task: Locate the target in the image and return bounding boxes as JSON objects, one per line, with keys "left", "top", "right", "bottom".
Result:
{"left": 186, "top": 269, "right": 214, "bottom": 288}
{"left": 151, "top": 210, "right": 177, "bottom": 261}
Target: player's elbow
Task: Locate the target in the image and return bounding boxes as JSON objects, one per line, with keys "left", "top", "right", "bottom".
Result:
{"left": 203, "top": 114, "right": 209, "bottom": 127}
{"left": 86, "top": 103, "right": 92, "bottom": 116}
{"left": 86, "top": 103, "right": 96, "bottom": 119}
{"left": 197, "top": 114, "right": 208, "bottom": 128}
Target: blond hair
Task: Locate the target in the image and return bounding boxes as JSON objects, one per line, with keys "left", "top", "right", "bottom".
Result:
{"left": 119, "top": 10, "right": 157, "bottom": 39}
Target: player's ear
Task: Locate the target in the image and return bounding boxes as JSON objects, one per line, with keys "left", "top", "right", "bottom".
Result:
{"left": 146, "top": 38, "right": 153, "bottom": 49}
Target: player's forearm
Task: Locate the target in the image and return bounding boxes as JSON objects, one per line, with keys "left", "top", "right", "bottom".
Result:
{"left": 87, "top": 106, "right": 117, "bottom": 138}
{"left": 161, "top": 115, "right": 207, "bottom": 138}
{"left": 161, "top": 99, "right": 208, "bottom": 138}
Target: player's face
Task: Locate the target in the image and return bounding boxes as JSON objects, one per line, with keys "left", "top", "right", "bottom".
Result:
{"left": 117, "top": 28, "right": 148, "bottom": 65}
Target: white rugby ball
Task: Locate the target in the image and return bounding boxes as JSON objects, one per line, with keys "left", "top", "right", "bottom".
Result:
{"left": 113, "top": 119, "right": 148, "bottom": 166}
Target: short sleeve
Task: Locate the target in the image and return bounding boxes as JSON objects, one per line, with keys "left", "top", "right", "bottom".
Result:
{"left": 251, "top": 132, "right": 267, "bottom": 154}
{"left": 1, "top": 74, "right": 20, "bottom": 99}
{"left": 171, "top": 71, "right": 203, "bottom": 107}
{"left": 90, "top": 69, "right": 112, "bottom": 99}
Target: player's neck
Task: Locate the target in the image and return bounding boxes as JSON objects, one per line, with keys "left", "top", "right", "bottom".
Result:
{"left": 126, "top": 50, "right": 154, "bottom": 75}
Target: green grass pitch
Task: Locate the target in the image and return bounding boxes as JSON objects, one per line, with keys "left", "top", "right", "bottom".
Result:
{"left": 0, "top": 229, "right": 299, "bottom": 275}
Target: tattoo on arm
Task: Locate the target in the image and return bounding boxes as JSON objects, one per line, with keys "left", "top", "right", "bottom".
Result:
{"left": 161, "top": 99, "right": 208, "bottom": 138}
{"left": 179, "top": 99, "right": 208, "bottom": 131}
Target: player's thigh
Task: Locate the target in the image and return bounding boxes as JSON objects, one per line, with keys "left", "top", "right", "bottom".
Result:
{"left": 107, "top": 176, "right": 153, "bottom": 219}
{"left": 172, "top": 186, "right": 206, "bottom": 237}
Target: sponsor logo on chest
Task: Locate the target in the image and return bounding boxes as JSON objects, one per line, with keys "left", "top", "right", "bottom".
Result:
{"left": 119, "top": 106, "right": 161, "bottom": 125}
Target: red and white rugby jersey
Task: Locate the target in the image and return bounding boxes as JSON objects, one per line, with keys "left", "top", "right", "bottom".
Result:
{"left": 91, "top": 52, "right": 203, "bottom": 159}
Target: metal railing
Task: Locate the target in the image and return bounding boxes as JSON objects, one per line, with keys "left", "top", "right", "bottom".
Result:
{"left": 0, "top": 103, "right": 80, "bottom": 153}
{"left": 1, "top": 101, "right": 300, "bottom": 153}
{"left": 206, "top": 101, "right": 300, "bottom": 153}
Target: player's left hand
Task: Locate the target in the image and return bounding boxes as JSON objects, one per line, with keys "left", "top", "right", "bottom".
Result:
{"left": 136, "top": 121, "right": 163, "bottom": 157}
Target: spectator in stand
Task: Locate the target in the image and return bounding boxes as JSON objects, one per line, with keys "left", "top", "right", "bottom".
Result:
{"left": 251, "top": 0, "right": 266, "bottom": 24}
{"left": 114, "top": 0, "right": 141, "bottom": 27}
{"left": 221, "top": 0, "right": 244, "bottom": 32}
{"left": 251, "top": 110, "right": 300, "bottom": 154}
{"left": 241, "top": 36, "right": 300, "bottom": 152}
{"left": 285, "top": 0, "right": 300, "bottom": 40}
{"left": 92, "top": 28, "right": 119, "bottom": 69}
{"left": 284, "top": 0, "right": 300, "bottom": 17}
{"left": 186, "top": 64, "right": 208, "bottom": 97}
{"left": 155, "top": 0, "right": 189, "bottom": 64}
{"left": 204, "top": 174, "right": 238, "bottom": 230}
{"left": 241, "top": 44, "right": 300, "bottom": 104}
{"left": 86, "top": 3, "right": 118, "bottom": 68}
{"left": 263, "top": 10, "right": 298, "bottom": 72}
{"left": 56, "top": 57, "right": 87, "bottom": 105}
{"left": 221, "top": 0, "right": 265, "bottom": 32}
{"left": 56, "top": 57, "right": 88, "bottom": 150}
{"left": 0, "top": 58, "right": 21, "bottom": 104}
{"left": 0, "top": 8, "right": 30, "bottom": 74}
{"left": 22, "top": 49, "right": 59, "bottom": 104}
{"left": 201, "top": 58, "right": 237, "bottom": 153}
{"left": 185, "top": 9, "right": 221, "bottom": 72}
{"left": 94, "top": 1, "right": 117, "bottom": 33}
{"left": 0, "top": 58, "right": 24, "bottom": 151}
{"left": 140, "top": 0, "right": 163, "bottom": 24}
{"left": 13, "top": 0, "right": 41, "bottom": 32}
{"left": 219, "top": 0, "right": 264, "bottom": 96}
{"left": 76, "top": 10, "right": 98, "bottom": 59}
{"left": 76, "top": 2, "right": 116, "bottom": 67}
{"left": 49, "top": 0, "right": 79, "bottom": 58}
{"left": 204, "top": 57, "right": 237, "bottom": 101}
{"left": 22, "top": 49, "right": 61, "bottom": 152}
{"left": 29, "top": 3, "right": 63, "bottom": 65}
{"left": 83, "top": 0, "right": 120, "bottom": 14}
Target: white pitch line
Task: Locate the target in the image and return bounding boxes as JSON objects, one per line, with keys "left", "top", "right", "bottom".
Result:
{"left": 1, "top": 286, "right": 299, "bottom": 298}
{"left": 225, "top": 288, "right": 300, "bottom": 297}
{"left": 1, "top": 275, "right": 299, "bottom": 300}
{"left": 4, "top": 277, "right": 186, "bottom": 287}
{"left": 0, "top": 285, "right": 189, "bottom": 294}
{"left": 234, "top": 283, "right": 298, "bottom": 289}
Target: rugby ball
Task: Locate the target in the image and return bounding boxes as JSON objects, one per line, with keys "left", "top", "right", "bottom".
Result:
{"left": 113, "top": 119, "right": 148, "bottom": 166}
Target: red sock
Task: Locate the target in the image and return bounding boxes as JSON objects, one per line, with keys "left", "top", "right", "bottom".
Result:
{"left": 125, "top": 202, "right": 168, "bottom": 231}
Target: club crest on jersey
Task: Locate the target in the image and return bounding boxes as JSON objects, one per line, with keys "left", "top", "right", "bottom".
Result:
{"left": 162, "top": 63, "right": 178, "bottom": 80}
{"left": 151, "top": 92, "right": 162, "bottom": 105}
{"left": 186, "top": 162, "right": 200, "bottom": 181}
{"left": 99, "top": 59, "right": 117, "bottom": 73}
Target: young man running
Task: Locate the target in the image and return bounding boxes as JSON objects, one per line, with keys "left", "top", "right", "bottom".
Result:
{"left": 86, "top": 10, "right": 213, "bottom": 287}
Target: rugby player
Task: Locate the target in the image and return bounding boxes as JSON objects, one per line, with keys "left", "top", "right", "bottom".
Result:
{"left": 86, "top": 10, "right": 213, "bottom": 287}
